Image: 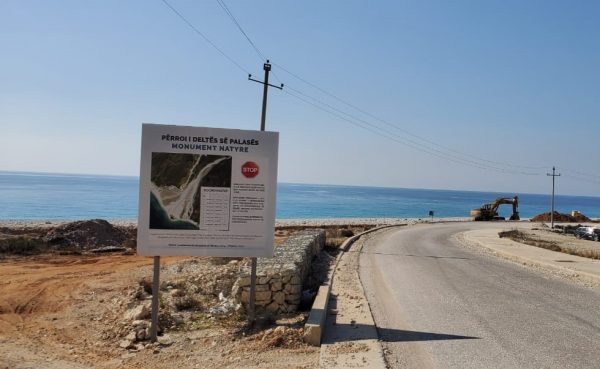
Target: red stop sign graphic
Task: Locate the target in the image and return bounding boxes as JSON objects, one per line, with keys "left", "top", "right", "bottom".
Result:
{"left": 241, "top": 161, "right": 259, "bottom": 178}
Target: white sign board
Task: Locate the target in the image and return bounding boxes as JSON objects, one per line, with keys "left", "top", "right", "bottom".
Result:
{"left": 137, "top": 123, "right": 279, "bottom": 257}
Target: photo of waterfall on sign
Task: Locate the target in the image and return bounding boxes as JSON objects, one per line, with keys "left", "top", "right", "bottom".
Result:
{"left": 149, "top": 153, "right": 232, "bottom": 230}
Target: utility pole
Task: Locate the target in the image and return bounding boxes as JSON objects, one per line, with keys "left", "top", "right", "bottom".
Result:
{"left": 547, "top": 166, "right": 561, "bottom": 229}
{"left": 247, "top": 60, "right": 282, "bottom": 324}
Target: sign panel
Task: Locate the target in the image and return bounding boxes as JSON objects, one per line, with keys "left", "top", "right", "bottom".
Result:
{"left": 137, "top": 123, "right": 279, "bottom": 257}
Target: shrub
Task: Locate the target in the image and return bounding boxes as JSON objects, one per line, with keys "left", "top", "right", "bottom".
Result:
{"left": 173, "top": 295, "right": 203, "bottom": 311}
{"left": 0, "top": 236, "right": 46, "bottom": 255}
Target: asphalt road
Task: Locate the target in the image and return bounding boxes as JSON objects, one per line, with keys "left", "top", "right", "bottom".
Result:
{"left": 359, "top": 222, "right": 600, "bottom": 369}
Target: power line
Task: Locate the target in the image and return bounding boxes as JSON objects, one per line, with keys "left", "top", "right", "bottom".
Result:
{"left": 159, "top": 1, "right": 599, "bottom": 184}
{"left": 282, "top": 88, "right": 543, "bottom": 175}
{"left": 213, "top": 0, "right": 285, "bottom": 86}
{"left": 160, "top": 0, "right": 251, "bottom": 75}
{"left": 284, "top": 85, "right": 540, "bottom": 175}
{"left": 215, "top": 0, "right": 266, "bottom": 62}
{"left": 562, "top": 174, "right": 600, "bottom": 186}
{"left": 274, "top": 62, "right": 547, "bottom": 172}
{"left": 202, "top": 0, "right": 545, "bottom": 175}
{"left": 557, "top": 167, "right": 600, "bottom": 180}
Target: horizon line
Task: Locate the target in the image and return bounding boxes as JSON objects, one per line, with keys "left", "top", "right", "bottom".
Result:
{"left": 1, "top": 169, "right": 598, "bottom": 199}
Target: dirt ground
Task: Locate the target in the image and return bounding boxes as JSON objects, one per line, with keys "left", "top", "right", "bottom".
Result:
{"left": 0, "top": 252, "right": 322, "bottom": 369}
{"left": 0, "top": 225, "right": 372, "bottom": 369}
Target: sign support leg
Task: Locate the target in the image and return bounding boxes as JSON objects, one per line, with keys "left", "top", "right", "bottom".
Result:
{"left": 249, "top": 257, "right": 257, "bottom": 324}
{"left": 150, "top": 255, "right": 160, "bottom": 342}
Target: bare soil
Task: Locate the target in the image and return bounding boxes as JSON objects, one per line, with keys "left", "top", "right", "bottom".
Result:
{"left": 0, "top": 223, "right": 370, "bottom": 369}
{"left": 0, "top": 252, "right": 322, "bottom": 369}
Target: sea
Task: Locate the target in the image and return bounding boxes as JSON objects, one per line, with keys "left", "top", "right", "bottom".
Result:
{"left": 1, "top": 171, "right": 599, "bottom": 221}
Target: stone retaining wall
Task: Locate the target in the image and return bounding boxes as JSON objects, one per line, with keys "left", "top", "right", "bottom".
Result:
{"left": 232, "top": 229, "right": 325, "bottom": 314}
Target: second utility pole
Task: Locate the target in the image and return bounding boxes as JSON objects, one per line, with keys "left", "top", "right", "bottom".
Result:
{"left": 547, "top": 166, "right": 561, "bottom": 229}
{"left": 247, "top": 60, "right": 282, "bottom": 324}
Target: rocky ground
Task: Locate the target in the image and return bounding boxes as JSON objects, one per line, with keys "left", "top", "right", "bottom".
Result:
{"left": 0, "top": 220, "right": 373, "bottom": 369}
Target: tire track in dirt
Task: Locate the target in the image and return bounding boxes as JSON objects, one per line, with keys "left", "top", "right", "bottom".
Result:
{"left": 0, "top": 255, "right": 185, "bottom": 333}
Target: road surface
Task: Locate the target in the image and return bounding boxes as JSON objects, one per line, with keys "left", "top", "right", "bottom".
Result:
{"left": 360, "top": 222, "right": 600, "bottom": 369}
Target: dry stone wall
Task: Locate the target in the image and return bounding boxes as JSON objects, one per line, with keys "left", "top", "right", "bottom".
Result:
{"left": 232, "top": 229, "right": 325, "bottom": 314}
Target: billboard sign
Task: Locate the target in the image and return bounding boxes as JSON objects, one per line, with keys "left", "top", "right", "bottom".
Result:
{"left": 137, "top": 123, "right": 279, "bottom": 257}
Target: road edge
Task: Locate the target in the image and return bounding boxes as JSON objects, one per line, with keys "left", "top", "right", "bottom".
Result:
{"left": 303, "top": 225, "right": 400, "bottom": 346}
{"left": 459, "top": 229, "right": 600, "bottom": 285}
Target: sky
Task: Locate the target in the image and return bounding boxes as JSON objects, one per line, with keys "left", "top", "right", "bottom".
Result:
{"left": 1, "top": 0, "right": 599, "bottom": 196}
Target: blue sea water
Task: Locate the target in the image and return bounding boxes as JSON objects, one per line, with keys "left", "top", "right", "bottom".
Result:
{"left": 1, "top": 171, "right": 599, "bottom": 220}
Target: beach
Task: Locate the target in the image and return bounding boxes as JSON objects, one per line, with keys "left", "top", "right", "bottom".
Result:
{"left": 0, "top": 217, "right": 471, "bottom": 229}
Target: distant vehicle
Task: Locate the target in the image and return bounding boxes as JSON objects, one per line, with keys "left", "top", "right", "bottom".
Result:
{"left": 574, "top": 227, "right": 600, "bottom": 242}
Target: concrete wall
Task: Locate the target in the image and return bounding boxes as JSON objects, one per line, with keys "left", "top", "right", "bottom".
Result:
{"left": 233, "top": 229, "right": 325, "bottom": 314}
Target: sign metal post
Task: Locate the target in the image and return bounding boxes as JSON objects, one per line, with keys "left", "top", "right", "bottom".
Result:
{"left": 150, "top": 256, "right": 160, "bottom": 342}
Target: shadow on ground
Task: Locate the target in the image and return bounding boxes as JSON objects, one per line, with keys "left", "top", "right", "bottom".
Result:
{"left": 377, "top": 327, "right": 479, "bottom": 342}
{"left": 328, "top": 322, "right": 479, "bottom": 343}
{"left": 325, "top": 295, "right": 479, "bottom": 343}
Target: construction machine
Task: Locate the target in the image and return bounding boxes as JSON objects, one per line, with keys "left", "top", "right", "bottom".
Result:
{"left": 471, "top": 196, "right": 520, "bottom": 221}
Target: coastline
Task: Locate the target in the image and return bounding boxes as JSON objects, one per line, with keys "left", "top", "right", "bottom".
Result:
{"left": 5, "top": 217, "right": 600, "bottom": 231}
{"left": 0, "top": 217, "right": 473, "bottom": 229}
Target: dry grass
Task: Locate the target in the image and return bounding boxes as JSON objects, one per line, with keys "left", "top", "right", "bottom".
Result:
{"left": 0, "top": 236, "right": 47, "bottom": 254}
{"left": 499, "top": 229, "right": 600, "bottom": 259}
{"left": 325, "top": 236, "right": 347, "bottom": 249}
{"left": 324, "top": 227, "right": 359, "bottom": 249}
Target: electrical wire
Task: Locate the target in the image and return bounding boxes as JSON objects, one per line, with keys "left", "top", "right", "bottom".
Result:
{"left": 284, "top": 85, "right": 540, "bottom": 175}
{"left": 208, "top": 0, "right": 543, "bottom": 174}
{"left": 160, "top": 0, "right": 599, "bottom": 185}
{"left": 212, "top": 0, "right": 284, "bottom": 87}
{"left": 274, "top": 62, "right": 548, "bottom": 171}
{"left": 160, "top": 0, "right": 251, "bottom": 75}
{"left": 215, "top": 0, "right": 266, "bottom": 62}
{"left": 561, "top": 174, "right": 600, "bottom": 186}
{"left": 282, "top": 88, "right": 544, "bottom": 175}
{"left": 557, "top": 167, "right": 600, "bottom": 180}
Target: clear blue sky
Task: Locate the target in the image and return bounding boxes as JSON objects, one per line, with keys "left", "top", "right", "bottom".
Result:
{"left": 1, "top": 0, "right": 599, "bottom": 196}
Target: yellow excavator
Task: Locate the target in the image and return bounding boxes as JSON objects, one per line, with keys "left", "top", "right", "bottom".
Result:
{"left": 471, "top": 196, "right": 520, "bottom": 221}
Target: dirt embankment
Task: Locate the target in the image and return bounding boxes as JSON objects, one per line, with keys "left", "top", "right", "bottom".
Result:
{"left": 530, "top": 211, "right": 592, "bottom": 223}
{"left": 0, "top": 219, "right": 136, "bottom": 255}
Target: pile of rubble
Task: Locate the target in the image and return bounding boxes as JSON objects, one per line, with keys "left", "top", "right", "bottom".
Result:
{"left": 116, "top": 259, "right": 243, "bottom": 350}
{"left": 0, "top": 219, "right": 136, "bottom": 254}
{"left": 44, "top": 219, "right": 133, "bottom": 249}
{"left": 252, "top": 326, "right": 306, "bottom": 350}
{"left": 531, "top": 211, "right": 591, "bottom": 223}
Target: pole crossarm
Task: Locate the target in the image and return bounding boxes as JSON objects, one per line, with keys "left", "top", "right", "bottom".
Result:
{"left": 248, "top": 75, "right": 284, "bottom": 90}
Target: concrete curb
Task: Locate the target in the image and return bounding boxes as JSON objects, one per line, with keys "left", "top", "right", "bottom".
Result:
{"left": 303, "top": 224, "right": 400, "bottom": 346}
{"left": 461, "top": 230, "right": 600, "bottom": 285}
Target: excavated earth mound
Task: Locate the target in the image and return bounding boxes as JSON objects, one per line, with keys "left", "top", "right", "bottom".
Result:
{"left": 43, "top": 219, "right": 130, "bottom": 249}
{"left": 530, "top": 211, "right": 591, "bottom": 223}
